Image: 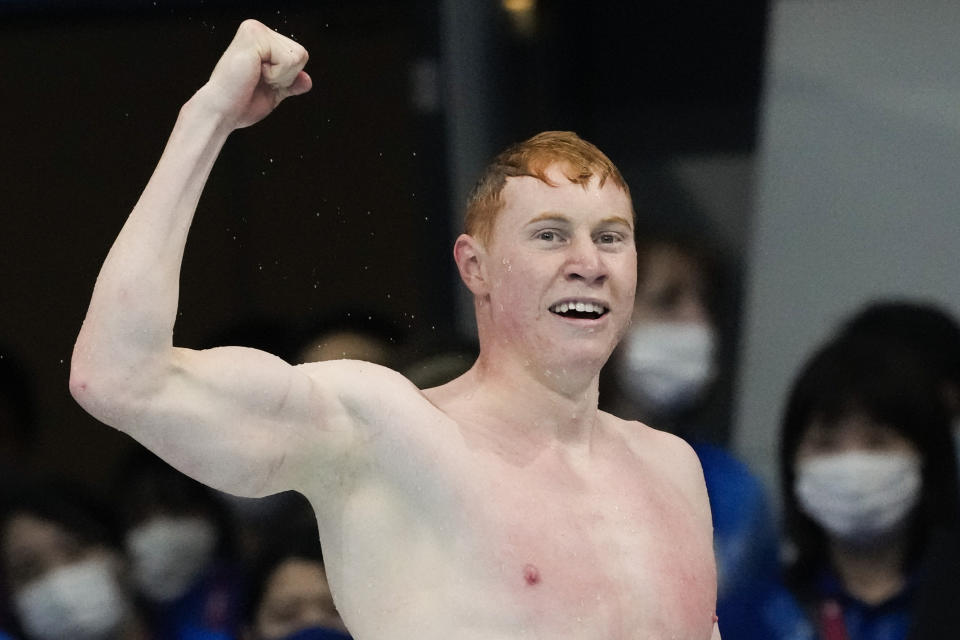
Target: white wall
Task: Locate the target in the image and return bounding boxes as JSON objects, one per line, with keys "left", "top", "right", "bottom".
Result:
{"left": 734, "top": 0, "right": 960, "bottom": 509}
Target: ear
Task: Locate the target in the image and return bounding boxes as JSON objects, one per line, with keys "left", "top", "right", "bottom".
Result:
{"left": 453, "top": 233, "right": 489, "bottom": 296}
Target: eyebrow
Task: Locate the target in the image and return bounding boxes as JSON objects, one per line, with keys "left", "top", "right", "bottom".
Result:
{"left": 524, "top": 213, "right": 633, "bottom": 228}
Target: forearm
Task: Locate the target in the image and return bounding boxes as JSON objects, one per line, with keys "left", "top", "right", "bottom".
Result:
{"left": 71, "top": 88, "right": 232, "bottom": 408}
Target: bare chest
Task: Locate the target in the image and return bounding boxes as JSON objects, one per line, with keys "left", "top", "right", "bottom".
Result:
{"left": 452, "top": 448, "right": 717, "bottom": 638}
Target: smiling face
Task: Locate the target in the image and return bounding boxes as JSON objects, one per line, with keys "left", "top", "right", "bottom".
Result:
{"left": 459, "top": 163, "right": 636, "bottom": 378}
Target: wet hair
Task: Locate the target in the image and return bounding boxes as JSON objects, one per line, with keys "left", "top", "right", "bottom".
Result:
{"left": 779, "top": 335, "right": 959, "bottom": 592}
{"left": 838, "top": 299, "right": 960, "bottom": 388}
{"left": 464, "top": 131, "right": 632, "bottom": 246}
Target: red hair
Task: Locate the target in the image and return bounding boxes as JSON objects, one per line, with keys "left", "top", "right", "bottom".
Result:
{"left": 464, "top": 131, "right": 632, "bottom": 245}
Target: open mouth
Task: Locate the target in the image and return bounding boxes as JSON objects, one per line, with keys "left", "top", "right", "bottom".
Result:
{"left": 548, "top": 300, "right": 609, "bottom": 320}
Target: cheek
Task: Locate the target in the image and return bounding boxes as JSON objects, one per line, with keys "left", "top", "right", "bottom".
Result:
{"left": 489, "top": 261, "right": 541, "bottom": 308}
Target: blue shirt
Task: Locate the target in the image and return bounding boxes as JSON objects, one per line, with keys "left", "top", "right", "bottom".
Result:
{"left": 689, "top": 442, "right": 780, "bottom": 640}
{"left": 754, "top": 569, "right": 914, "bottom": 640}
{"left": 147, "top": 561, "right": 244, "bottom": 640}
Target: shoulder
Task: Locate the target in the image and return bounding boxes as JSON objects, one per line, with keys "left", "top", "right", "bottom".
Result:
{"left": 603, "top": 412, "right": 707, "bottom": 496}
{"left": 297, "top": 358, "right": 418, "bottom": 387}
{"left": 295, "top": 359, "right": 431, "bottom": 422}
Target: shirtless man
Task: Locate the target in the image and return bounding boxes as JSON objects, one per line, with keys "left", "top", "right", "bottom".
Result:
{"left": 70, "top": 20, "right": 720, "bottom": 640}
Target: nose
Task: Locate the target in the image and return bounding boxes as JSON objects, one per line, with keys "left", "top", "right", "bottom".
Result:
{"left": 564, "top": 236, "right": 607, "bottom": 286}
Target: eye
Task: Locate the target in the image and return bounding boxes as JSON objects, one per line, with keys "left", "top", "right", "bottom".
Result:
{"left": 597, "top": 232, "right": 622, "bottom": 244}
{"left": 534, "top": 229, "right": 562, "bottom": 242}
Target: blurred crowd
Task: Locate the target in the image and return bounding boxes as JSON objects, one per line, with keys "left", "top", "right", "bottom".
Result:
{"left": 3, "top": 229, "right": 960, "bottom": 640}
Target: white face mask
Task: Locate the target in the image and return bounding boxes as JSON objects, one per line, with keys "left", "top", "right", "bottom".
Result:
{"left": 14, "top": 555, "right": 128, "bottom": 640}
{"left": 795, "top": 450, "right": 922, "bottom": 545}
{"left": 125, "top": 515, "right": 217, "bottom": 603}
{"left": 615, "top": 321, "right": 717, "bottom": 414}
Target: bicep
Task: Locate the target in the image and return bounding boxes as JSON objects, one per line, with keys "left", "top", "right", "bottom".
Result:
{"left": 125, "top": 345, "right": 351, "bottom": 497}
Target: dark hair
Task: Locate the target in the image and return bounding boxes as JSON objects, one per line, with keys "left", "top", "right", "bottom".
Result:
{"left": 0, "top": 479, "right": 119, "bottom": 605}
{"left": 839, "top": 299, "right": 960, "bottom": 387}
{"left": 0, "top": 480, "right": 117, "bottom": 551}
{"left": 779, "top": 335, "right": 959, "bottom": 592}
{"left": 242, "top": 532, "right": 326, "bottom": 626}
{"left": 632, "top": 223, "right": 728, "bottom": 324}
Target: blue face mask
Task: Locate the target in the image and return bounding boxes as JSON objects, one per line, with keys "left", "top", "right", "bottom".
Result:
{"left": 278, "top": 627, "right": 352, "bottom": 640}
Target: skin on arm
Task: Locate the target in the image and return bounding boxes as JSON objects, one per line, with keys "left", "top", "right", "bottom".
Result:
{"left": 660, "top": 429, "right": 721, "bottom": 639}
{"left": 69, "top": 20, "right": 374, "bottom": 498}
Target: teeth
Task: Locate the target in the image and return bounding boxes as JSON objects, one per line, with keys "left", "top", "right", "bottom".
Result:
{"left": 550, "top": 301, "right": 607, "bottom": 314}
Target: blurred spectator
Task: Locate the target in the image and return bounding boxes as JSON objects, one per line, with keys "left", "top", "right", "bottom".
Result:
{"left": 293, "top": 310, "right": 405, "bottom": 367}
{"left": 242, "top": 536, "right": 349, "bottom": 640}
{"left": 401, "top": 339, "right": 478, "bottom": 389}
{"left": 604, "top": 230, "right": 778, "bottom": 637}
{"left": 755, "top": 335, "right": 960, "bottom": 639}
{"left": 0, "top": 481, "right": 149, "bottom": 640}
{"left": 606, "top": 229, "right": 724, "bottom": 430}
{"left": 116, "top": 449, "right": 244, "bottom": 640}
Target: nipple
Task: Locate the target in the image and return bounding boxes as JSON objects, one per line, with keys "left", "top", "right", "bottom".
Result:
{"left": 523, "top": 563, "right": 541, "bottom": 586}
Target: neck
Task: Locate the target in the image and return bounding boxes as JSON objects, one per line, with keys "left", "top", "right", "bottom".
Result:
{"left": 828, "top": 533, "right": 910, "bottom": 605}
{"left": 453, "top": 348, "right": 604, "bottom": 448}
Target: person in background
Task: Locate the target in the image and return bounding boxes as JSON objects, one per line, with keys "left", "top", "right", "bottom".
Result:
{"left": 293, "top": 310, "right": 405, "bottom": 369}
{"left": 832, "top": 300, "right": 960, "bottom": 637}
{"left": 756, "top": 335, "right": 960, "bottom": 639}
{"left": 0, "top": 481, "right": 150, "bottom": 640}
{"left": 242, "top": 534, "right": 349, "bottom": 640}
{"left": 401, "top": 338, "right": 478, "bottom": 390}
{"left": 603, "top": 230, "right": 778, "bottom": 638}
{"left": 117, "top": 449, "right": 244, "bottom": 640}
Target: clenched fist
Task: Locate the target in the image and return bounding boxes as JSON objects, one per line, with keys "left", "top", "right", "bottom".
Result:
{"left": 200, "top": 19, "right": 312, "bottom": 130}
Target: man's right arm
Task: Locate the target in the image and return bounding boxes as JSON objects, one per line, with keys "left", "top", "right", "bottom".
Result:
{"left": 69, "top": 20, "right": 361, "bottom": 498}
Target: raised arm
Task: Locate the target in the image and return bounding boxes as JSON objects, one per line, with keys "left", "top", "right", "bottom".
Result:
{"left": 70, "top": 20, "right": 346, "bottom": 498}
